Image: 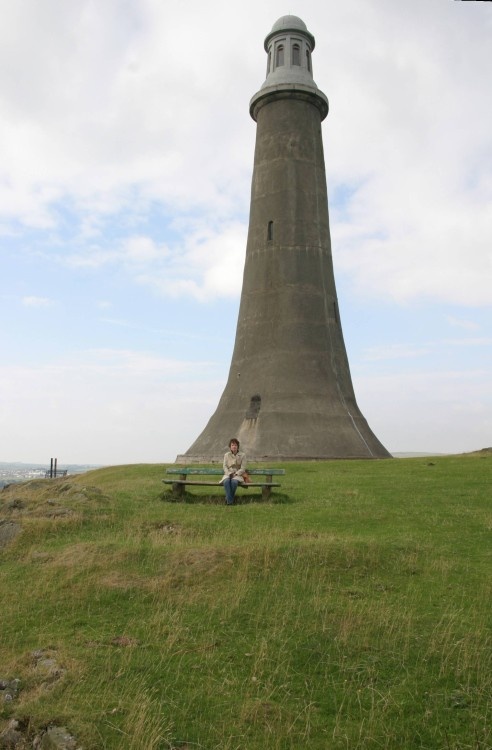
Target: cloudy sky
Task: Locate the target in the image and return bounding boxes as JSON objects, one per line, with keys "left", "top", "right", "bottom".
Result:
{"left": 1, "top": 0, "right": 491, "bottom": 466}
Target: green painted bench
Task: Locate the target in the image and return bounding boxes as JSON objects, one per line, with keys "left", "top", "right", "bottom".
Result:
{"left": 163, "top": 467, "right": 285, "bottom": 500}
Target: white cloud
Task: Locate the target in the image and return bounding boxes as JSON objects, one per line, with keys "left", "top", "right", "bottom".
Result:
{"left": 0, "top": 0, "right": 255, "bottom": 232}
{"left": 361, "top": 336, "right": 492, "bottom": 363}
{"left": 355, "top": 368, "right": 492, "bottom": 454}
{"left": 444, "top": 338, "right": 492, "bottom": 348}
{"left": 122, "top": 235, "right": 166, "bottom": 264}
{"left": 1, "top": 0, "right": 491, "bottom": 307}
{"left": 322, "top": 1, "right": 492, "bottom": 307}
{"left": 446, "top": 315, "right": 481, "bottom": 332}
{"left": 21, "top": 296, "right": 54, "bottom": 308}
{"left": 135, "top": 222, "right": 247, "bottom": 300}
{"left": 362, "top": 344, "right": 430, "bottom": 362}
{"left": 0, "top": 349, "right": 223, "bottom": 464}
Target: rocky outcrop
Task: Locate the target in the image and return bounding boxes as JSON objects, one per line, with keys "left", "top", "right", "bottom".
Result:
{"left": 0, "top": 720, "right": 81, "bottom": 750}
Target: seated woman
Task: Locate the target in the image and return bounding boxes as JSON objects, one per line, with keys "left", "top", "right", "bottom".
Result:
{"left": 221, "top": 438, "right": 247, "bottom": 505}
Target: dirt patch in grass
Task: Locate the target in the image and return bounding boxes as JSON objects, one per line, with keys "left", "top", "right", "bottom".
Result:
{"left": 241, "top": 699, "right": 287, "bottom": 729}
{"left": 48, "top": 541, "right": 104, "bottom": 569}
{"left": 99, "top": 571, "right": 149, "bottom": 590}
{"left": 99, "top": 547, "right": 235, "bottom": 594}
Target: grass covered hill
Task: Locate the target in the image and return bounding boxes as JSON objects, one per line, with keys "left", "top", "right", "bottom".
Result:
{"left": 0, "top": 454, "right": 490, "bottom": 749}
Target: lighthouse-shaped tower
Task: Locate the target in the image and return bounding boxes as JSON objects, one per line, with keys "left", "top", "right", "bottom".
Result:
{"left": 180, "top": 16, "right": 391, "bottom": 462}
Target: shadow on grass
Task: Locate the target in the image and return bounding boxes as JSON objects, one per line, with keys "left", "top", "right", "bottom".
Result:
{"left": 159, "top": 490, "right": 292, "bottom": 505}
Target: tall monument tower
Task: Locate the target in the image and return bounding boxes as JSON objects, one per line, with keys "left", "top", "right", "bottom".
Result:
{"left": 180, "top": 15, "right": 391, "bottom": 462}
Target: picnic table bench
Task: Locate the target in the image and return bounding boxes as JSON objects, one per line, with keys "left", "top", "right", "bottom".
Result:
{"left": 163, "top": 467, "right": 285, "bottom": 500}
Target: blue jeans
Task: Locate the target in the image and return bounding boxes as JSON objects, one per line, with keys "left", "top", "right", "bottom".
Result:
{"left": 223, "top": 476, "right": 239, "bottom": 504}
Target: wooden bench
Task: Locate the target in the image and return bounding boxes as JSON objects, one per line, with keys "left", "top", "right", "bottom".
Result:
{"left": 163, "top": 467, "right": 285, "bottom": 501}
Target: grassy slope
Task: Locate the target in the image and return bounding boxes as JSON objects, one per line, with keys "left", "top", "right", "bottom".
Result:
{"left": 0, "top": 454, "right": 490, "bottom": 749}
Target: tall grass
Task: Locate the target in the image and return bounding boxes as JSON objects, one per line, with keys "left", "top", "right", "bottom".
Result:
{"left": 0, "top": 454, "right": 490, "bottom": 748}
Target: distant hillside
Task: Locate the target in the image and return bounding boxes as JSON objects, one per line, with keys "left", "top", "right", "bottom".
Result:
{"left": 0, "top": 462, "right": 101, "bottom": 488}
{"left": 392, "top": 447, "right": 491, "bottom": 458}
{"left": 461, "top": 446, "right": 492, "bottom": 456}
{"left": 392, "top": 452, "right": 448, "bottom": 458}
{"left": 0, "top": 462, "right": 101, "bottom": 471}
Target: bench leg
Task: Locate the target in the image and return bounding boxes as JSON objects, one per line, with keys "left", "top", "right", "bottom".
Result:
{"left": 172, "top": 482, "right": 185, "bottom": 497}
{"left": 262, "top": 485, "right": 271, "bottom": 501}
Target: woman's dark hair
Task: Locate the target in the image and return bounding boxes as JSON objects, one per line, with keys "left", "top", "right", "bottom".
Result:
{"left": 229, "top": 438, "right": 240, "bottom": 449}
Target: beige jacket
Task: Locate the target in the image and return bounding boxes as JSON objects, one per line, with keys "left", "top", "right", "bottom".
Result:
{"left": 220, "top": 451, "right": 247, "bottom": 484}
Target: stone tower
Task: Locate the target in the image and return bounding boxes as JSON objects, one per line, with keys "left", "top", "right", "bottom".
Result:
{"left": 179, "top": 15, "right": 391, "bottom": 462}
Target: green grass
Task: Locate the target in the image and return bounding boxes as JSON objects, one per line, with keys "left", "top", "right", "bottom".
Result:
{"left": 1, "top": 453, "right": 490, "bottom": 749}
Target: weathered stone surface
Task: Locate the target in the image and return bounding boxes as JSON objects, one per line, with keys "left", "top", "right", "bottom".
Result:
{"left": 0, "top": 720, "right": 81, "bottom": 750}
{"left": 31, "top": 651, "right": 66, "bottom": 685}
{"left": 0, "top": 678, "right": 21, "bottom": 702}
{"left": 39, "top": 727, "right": 78, "bottom": 750}
{"left": 0, "top": 719, "right": 24, "bottom": 749}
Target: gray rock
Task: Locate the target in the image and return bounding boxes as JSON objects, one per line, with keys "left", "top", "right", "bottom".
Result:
{"left": 39, "top": 726, "right": 78, "bottom": 750}
{"left": 30, "top": 652, "right": 66, "bottom": 688}
{"left": 0, "top": 719, "right": 24, "bottom": 749}
{"left": 0, "top": 678, "right": 21, "bottom": 702}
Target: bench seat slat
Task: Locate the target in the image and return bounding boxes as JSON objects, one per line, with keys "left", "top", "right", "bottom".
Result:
{"left": 165, "top": 468, "right": 285, "bottom": 476}
{"left": 162, "top": 480, "right": 280, "bottom": 488}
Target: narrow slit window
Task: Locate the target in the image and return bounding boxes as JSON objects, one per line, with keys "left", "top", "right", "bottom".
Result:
{"left": 292, "top": 44, "right": 301, "bottom": 66}
{"left": 267, "top": 221, "right": 274, "bottom": 241}
{"left": 306, "top": 49, "right": 311, "bottom": 72}
{"left": 276, "top": 44, "right": 284, "bottom": 68}
{"left": 267, "top": 51, "right": 271, "bottom": 76}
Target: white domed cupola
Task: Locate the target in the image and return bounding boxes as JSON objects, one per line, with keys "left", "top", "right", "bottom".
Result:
{"left": 263, "top": 15, "right": 316, "bottom": 89}
{"left": 250, "top": 15, "right": 328, "bottom": 121}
